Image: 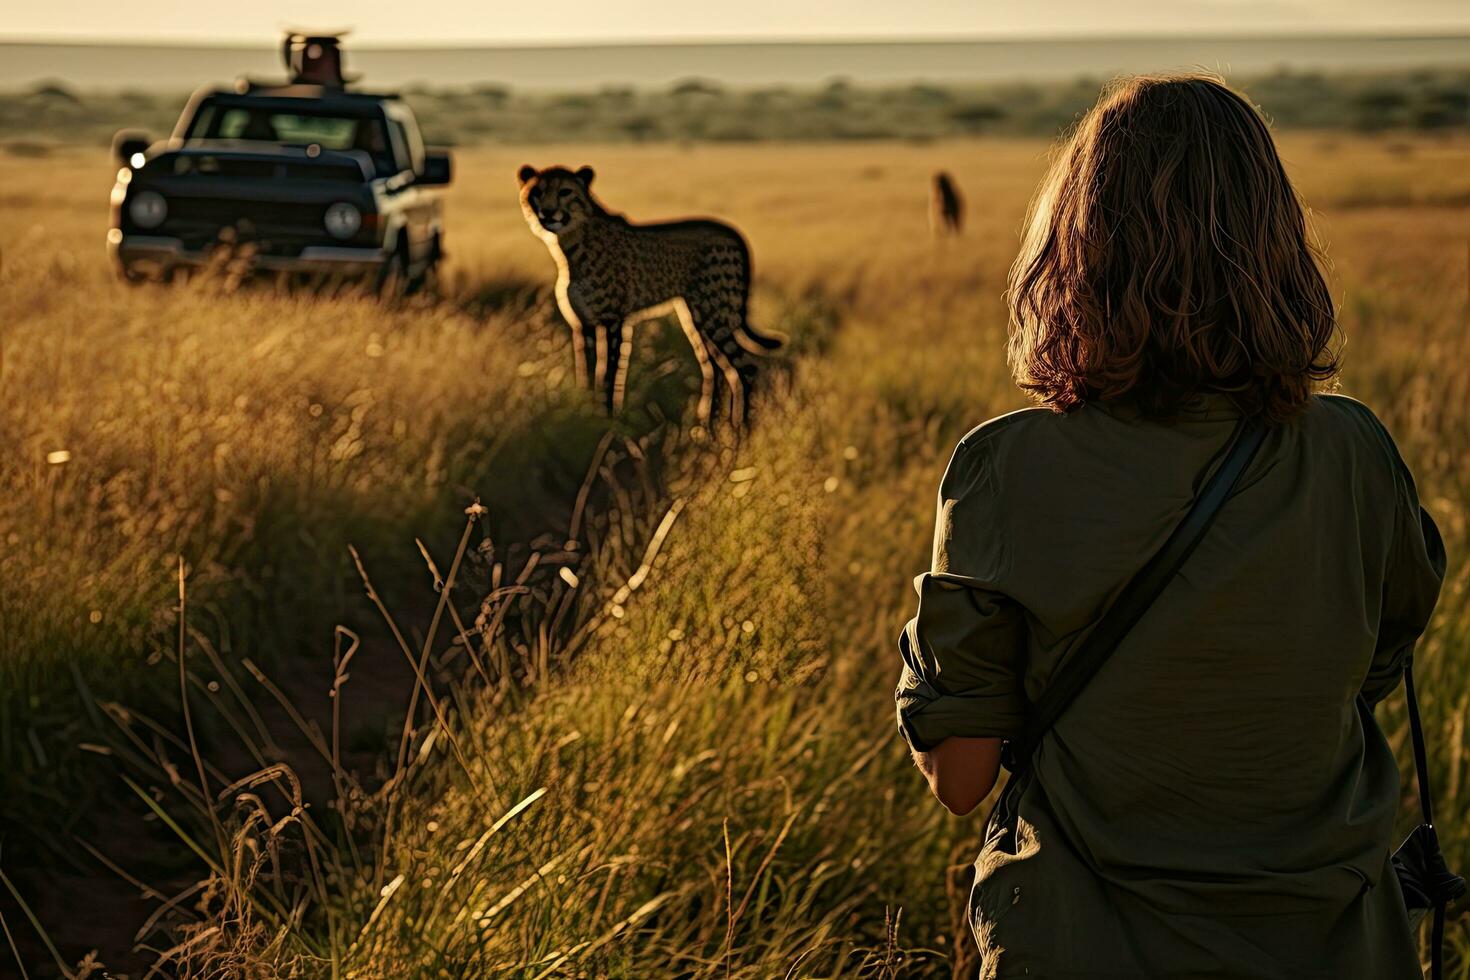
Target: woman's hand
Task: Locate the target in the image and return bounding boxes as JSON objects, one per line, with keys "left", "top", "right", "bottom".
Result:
{"left": 910, "top": 736, "right": 1003, "bottom": 816}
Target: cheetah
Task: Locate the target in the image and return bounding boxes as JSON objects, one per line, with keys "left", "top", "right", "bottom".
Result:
{"left": 931, "top": 171, "right": 964, "bottom": 236}
{"left": 517, "top": 164, "right": 782, "bottom": 425}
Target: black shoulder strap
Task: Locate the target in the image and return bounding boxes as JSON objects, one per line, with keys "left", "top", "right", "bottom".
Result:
{"left": 1009, "top": 418, "right": 1268, "bottom": 767}
{"left": 1403, "top": 660, "right": 1436, "bottom": 827}
{"left": 1403, "top": 657, "right": 1461, "bottom": 980}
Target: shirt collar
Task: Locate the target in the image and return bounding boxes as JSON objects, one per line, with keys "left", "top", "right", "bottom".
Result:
{"left": 1094, "top": 391, "right": 1243, "bottom": 423}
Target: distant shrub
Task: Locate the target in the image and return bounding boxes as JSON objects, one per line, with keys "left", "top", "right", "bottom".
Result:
{"left": 27, "top": 80, "right": 81, "bottom": 104}
{"left": 621, "top": 115, "right": 662, "bottom": 141}
{"left": 472, "top": 82, "right": 512, "bottom": 105}
{"left": 670, "top": 77, "right": 723, "bottom": 97}
{"left": 948, "top": 102, "right": 1006, "bottom": 132}
{"left": 1352, "top": 87, "right": 1410, "bottom": 130}
{"left": 553, "top": 93, "right": 596, "bottom": 110}
{"left": 746, "top": 86, "right": 790, "bottom": 104}
{"left": 906, "top": 83, "right": 951, "bottom": 105}
{"left": 1411, "top": 88, "right": 1470, "bottom": 130}
{"left": 599, "top": 85, "right": 635, "bottom": 106}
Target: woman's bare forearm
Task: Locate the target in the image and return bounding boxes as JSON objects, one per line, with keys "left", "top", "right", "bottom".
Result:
{"left": 910, "top": 735, "right": 1003, "bottom": 816}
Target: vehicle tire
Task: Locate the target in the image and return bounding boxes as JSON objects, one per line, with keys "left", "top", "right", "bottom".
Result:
{"left": 405, "top": 234, "right": 442, "bottom": 297}
{"left": 120, "top": 264, "right": 179, "bottom": 286}
{"left": 375, "top": 239, "right": 410, "bottom": 299}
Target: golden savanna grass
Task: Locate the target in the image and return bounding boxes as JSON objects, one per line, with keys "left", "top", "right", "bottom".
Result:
{"left": 1, "top": 134, "right": 1468, "bottom": 976}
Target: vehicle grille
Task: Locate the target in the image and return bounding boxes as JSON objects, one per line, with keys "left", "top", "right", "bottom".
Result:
{"left": 164, "top": 198, "right": 332, "bottom": 254}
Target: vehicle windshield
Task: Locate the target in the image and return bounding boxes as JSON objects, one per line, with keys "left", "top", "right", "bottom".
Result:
{"left": 184, "top": 101, "right": 397, "bottom": 175}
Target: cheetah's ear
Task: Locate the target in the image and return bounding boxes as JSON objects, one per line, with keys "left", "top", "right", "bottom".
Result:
{"left": 517, "top": 164, "right": 537, "bottom": 185}
{"left": 575, "top": 166, "right": 595, "bottom": 187}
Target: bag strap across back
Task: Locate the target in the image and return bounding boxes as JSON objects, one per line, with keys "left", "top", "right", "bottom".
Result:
{"left": 1006, "top": 417, "right": 1268, "bottom": 769}
{"left": 1404, "top": 662, "right": 1437, "bottom": 829}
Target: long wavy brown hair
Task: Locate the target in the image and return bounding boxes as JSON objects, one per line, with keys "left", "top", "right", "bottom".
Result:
{"left": 1007, "top": 73, "right": 1339, "bottom": 422}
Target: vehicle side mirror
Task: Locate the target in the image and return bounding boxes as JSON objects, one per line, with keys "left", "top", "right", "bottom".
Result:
{"left": 113, "top": 129, "right": 151, "bottom": 167}
{"left": 419, "top": 150, "right": 452, "bottom": 186}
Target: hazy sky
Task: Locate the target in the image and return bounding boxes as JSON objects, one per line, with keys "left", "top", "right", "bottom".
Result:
{"left": 5, "top": 0, "right": 1469, "bottom": 45}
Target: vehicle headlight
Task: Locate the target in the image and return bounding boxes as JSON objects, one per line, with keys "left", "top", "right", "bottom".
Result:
{"left": 128, "top": 190, "right": 167, "bottom": 230}
{"left": 324, "top": 202, "right": 362, "bottom": 240}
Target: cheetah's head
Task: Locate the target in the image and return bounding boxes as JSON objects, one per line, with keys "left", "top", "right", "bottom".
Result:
{"left": 518, "top": 164, "right": 597, "bottom": 237}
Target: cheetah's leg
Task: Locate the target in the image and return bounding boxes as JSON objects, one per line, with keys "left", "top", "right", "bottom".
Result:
{"left": 694, "top": 300, "right": 756, "bottom": 427}
{"left": 707, "top": 305, "right": 763, "bottom": 425}
{"left": 734, "top": 357, "right": 760, "bottom": 425}
{"left": 614, "top": 318, "right": 638, "bottom": 414}
{"left": 590, "top": 323, "right": 610, "bottom": 399}
{"left": 582, "top": 323, "right": 602, "bottom": 392}
{"left": 602, "top": 317, "right": 634, "bottom": 414}
{"left": 671, "top": 297, "right": 716, "bottom": 424}
{"left": 701, "top": 328, "right": 746, "bottom": 428}
{"left": 555, "top": 279, "right": 592, "bottom": 390}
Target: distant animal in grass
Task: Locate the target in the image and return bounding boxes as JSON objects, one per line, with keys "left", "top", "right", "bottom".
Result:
{"left": 517, "top": 164, "right": 782, "bottom": 426}
{"left": 931, "top": 171, "right": 964, "bottom": 236}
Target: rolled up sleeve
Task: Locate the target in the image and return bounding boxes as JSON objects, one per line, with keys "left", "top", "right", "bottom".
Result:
{"left": 896, "top": 574, "right": 1028, "bottom": 751}
{"left": 895, "top": 436, "right": 1028, "bottom": 752}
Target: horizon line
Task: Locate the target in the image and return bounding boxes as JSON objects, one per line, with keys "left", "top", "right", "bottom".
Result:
{"left": 2, "top": 27, "right": 1469, "bottom": 51}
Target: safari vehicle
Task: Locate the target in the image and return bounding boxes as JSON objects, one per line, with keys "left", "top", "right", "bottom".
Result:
{"left": 107, "top": 33, "right": 451, "bottom": 291}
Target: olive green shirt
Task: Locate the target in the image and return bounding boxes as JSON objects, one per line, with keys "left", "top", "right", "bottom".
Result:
{"left": 896, "top": 394, "right": 1446, "bottom": 979}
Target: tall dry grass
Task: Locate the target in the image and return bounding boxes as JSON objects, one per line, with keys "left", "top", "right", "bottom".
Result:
{"left": 1, "top": 134, "right": 1467, "bottom": 976}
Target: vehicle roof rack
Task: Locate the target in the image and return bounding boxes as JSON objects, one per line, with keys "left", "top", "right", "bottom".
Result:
{"left": 228, "top": 79, "right": 400, "bottom": 101}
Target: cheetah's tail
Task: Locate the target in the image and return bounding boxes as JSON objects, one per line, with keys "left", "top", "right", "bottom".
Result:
{"left": 734, "top": 321, "right": 786, "bottom": 355}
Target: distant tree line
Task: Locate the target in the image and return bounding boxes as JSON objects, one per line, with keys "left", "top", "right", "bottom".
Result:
{"left": 2, "top": 67, "right": 1465, "bottom": 154}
